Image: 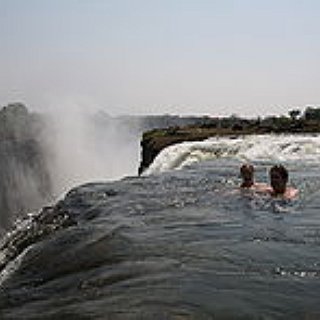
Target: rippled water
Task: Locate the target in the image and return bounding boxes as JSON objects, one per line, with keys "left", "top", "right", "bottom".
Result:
{"left": 1, "top": 157, "right": 320, "bottom": 319}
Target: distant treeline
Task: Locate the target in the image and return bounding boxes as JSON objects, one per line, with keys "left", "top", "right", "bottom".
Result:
{"left": 172, "top": 107, "right": 320, "bottom": 134}
{"left": 4, "top": 103, "right": 320, "bottom": 140}
{"left": 192, "top": 107, "right": 320, "bottom": 133}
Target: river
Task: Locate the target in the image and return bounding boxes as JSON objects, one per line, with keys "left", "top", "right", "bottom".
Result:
{"left": 1, "top": 134, "right": 320, "bottom": 319}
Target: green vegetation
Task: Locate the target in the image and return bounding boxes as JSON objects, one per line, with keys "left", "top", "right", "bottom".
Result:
{"left": 142, "top": 106, "right": 320, "bottom": 140}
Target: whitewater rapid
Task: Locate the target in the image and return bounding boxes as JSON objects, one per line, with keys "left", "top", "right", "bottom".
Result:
{"left": 144, "top": 134, "right": 320, "bottom": 175}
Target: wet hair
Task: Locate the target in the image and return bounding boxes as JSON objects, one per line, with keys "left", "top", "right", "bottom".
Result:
{"left": 240, "top": 163, "right": 254, "bottom": 175}
{"left": 270, "top": 164, "right": 288, "bottom": 183}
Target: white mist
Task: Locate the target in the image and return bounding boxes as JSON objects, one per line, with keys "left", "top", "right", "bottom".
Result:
{"left": 40, "top": 102, "right": 140, "bottom": 198}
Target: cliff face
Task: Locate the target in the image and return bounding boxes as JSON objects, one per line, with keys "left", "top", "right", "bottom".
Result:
{"left": 0, "top": 104, "right": 52, "bottom": 234}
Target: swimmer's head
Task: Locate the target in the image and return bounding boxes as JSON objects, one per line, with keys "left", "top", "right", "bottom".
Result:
{"left": 241, "top": 164, "right": 254, "bottom": 177}
{"left": 240, "top": 164, "right": 254, "bottom": 187}
{"left": 270, "top": 165, "right": 288, "bottom": 194}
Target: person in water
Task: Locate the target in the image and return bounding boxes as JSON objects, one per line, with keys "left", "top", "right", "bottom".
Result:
{"left": 240, "top": 163, "right": 255, "bottom": 188}
{"left": 240, "top": 163, "right": 269, "bottom": 191}
{"left": 240, "top": 163, "right": 298, "bottom": 199}
{"left": 269, "top": 164, "right": 298, "bottom": 199}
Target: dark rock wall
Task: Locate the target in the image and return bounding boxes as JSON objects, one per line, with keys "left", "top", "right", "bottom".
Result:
{"left": 0, "top": 104, "right": 52, "bottom": 234}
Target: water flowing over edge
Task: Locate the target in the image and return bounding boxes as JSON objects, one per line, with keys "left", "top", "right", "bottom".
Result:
{"left": 144, "top": 134, "right": 320, "bottom": 174}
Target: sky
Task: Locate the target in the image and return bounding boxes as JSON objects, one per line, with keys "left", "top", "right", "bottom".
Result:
{"left": 1, "top": 0, "right": 320, "bottom": 117}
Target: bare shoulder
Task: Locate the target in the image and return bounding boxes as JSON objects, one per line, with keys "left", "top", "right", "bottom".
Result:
{"left": 253, "top": 183, "right": 272, "bottom": 193}
{"left": 284, "top": 187, "right": 299, "bottom": 199}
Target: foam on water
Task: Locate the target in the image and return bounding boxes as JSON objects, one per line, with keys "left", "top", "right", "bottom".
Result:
{"left": 145, "top": 134, "right": 320, "bottom": 174}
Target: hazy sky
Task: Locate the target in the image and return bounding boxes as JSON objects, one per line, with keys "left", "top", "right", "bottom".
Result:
{"left": 1, "top": 0, "right": 320, "bottom": 117}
